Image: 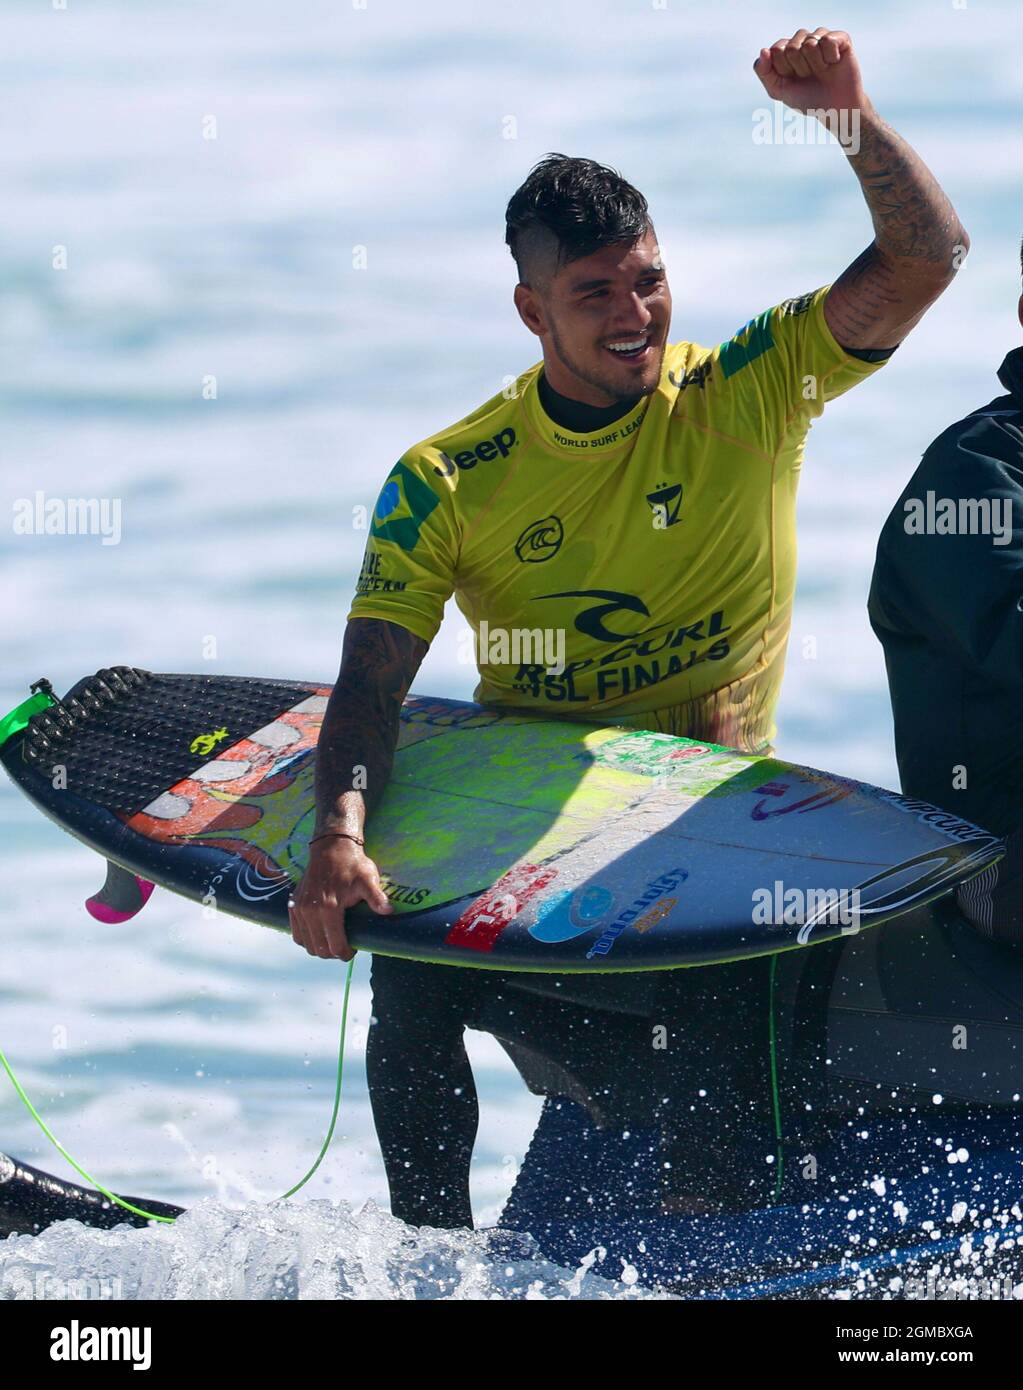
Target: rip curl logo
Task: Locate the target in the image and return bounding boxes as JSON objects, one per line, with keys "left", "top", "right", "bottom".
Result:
{"left": 534, "top": 588, "right": 661, "bottom": 643}
{"left": 873, "top": 789, "right": 998, "bottom": 846}
{"left": 235, "top": 859, "right": 291, "bottom": 902}
{"left": 513, "top": 601, "right": 732, "bottom": 704}
{"left": 190, "top": 726, "right": 229, "bottom": 756}
{"left": 515, "top": 515, "right": 563, "bottom": 563}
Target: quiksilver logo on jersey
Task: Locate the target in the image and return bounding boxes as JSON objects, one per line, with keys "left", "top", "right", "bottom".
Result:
{"left": 371, "top": 461, "right": 439, "bottom": 552}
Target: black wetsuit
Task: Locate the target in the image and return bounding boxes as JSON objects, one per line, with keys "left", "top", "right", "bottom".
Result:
{"left": 366, "top": 951, "right": 834, "bottom": 1227}
{"left": 869, "top": 345, "right": 1023, "bottom": 939}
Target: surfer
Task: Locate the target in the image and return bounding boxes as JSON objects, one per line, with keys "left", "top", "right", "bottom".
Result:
{"left": 291, "top": 29, "right": 969, "bottom": 1227}
{"left": 869, "top": 242, "right": 1023, "bottom": 941}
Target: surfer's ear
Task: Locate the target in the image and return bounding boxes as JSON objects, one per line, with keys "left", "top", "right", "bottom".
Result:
{"left": 514, "top": 281, "right": 546, "bottom": 338}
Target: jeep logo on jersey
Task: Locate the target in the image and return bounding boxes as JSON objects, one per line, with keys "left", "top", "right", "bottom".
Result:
{"left": 667, "top": 360, "right": 712, "bottom": 392}
{"left": 371, "top": 461, "right": 439, "bottom": 552}
{"left": 515, "top": 515, "right": 563, "bottom": 563}
{"left": 646, "top": 483, "right": 683, "bottom": 529}
{"left": 535, "top": 589, "right": 664, "bottom": 643}
{"left": 433, "top": 427, "right": 517, "bottom": 477}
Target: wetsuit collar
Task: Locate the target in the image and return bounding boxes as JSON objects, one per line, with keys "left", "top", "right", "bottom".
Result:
{"left": 537, "top": 370, "right": 643, "bottom": 433}
{"left": 526, "top": 367, "right": 650, "bottom": 457}
{"left": 996, "top": 345, "right": 1023, "bottom": 406}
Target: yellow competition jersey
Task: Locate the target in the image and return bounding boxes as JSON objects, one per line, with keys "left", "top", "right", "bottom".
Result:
{"left": 348, "top": 285, "right": 889, "bottom": 752}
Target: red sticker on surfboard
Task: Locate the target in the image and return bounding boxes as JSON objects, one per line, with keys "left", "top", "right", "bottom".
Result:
{"left": 444, "top": 863, "right": 559, "bottom": 953}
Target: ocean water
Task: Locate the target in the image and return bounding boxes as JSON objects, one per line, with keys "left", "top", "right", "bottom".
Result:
{"left": 2, "top": 0, "right": 1022, "bottom": 1299}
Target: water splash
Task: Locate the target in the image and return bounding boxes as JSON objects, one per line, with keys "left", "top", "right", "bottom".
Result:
{"left": 0, "top": 1201, "right": 674, "bottom": 1301}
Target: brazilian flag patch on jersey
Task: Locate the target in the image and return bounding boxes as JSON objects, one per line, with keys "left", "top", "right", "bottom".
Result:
{"left": 719, "top": 309, "right": 776, "bottom": 380}
{"left": 371, "top": 461, "right": 440, "bottom": 551}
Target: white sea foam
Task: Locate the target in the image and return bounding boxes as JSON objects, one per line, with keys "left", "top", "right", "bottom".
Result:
{"left": 0, "top": 1200, "right": 670, "bottom": 1301}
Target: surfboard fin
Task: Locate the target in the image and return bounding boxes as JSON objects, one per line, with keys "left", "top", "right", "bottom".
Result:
{"left": 85, "top": 860, "right": 155, "bottom": 923}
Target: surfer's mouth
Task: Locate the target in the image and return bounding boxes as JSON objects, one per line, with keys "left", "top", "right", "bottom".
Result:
{"left": 603, "top": 333, "right": 656, "bottom": 364}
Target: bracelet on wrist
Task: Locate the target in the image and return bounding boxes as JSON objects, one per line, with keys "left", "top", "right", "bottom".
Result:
{"left": 309, "top": 829, "right": 365, "bottom": 848}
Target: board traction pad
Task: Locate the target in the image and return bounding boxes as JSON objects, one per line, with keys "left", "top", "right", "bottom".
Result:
{"left": 19, "top": 672, "right": 318, "bottom": 817}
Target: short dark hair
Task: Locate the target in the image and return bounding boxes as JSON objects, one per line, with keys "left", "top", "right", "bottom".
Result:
{"left": 505, "top": 153, "right": 651, "bottom": 291}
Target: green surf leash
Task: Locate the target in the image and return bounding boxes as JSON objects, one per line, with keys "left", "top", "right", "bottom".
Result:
{"left": 768, "top": 952, "right": 784, "bottom": 1202}
{"left": 0, "top": 957, "right": 355, "bottom": 1224}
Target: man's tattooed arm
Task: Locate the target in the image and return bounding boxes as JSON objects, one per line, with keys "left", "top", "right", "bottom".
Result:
{"left": 824, "top": 107, "right": 969, "bottom": 352}
{"left": 313, "top": 617, "right": 429, "bottom": 839}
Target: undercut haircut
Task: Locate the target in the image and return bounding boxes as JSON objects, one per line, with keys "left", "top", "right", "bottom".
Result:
{"left": 505, "top": 153, "right": 652, "bottom": 294}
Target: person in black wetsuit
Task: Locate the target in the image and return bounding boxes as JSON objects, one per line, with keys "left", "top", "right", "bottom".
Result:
{"left": 868, "top": 243, "right": 1023, "bottom": 940}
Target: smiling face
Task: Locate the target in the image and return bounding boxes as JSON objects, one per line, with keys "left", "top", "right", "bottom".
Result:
{"left": 514, "top": 228, "right": 672, "bottom": 408}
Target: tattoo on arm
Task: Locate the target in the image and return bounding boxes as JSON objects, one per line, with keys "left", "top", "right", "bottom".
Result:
{"left": 825, "top": 110, "right": 968, "bottom": 351}
{"left": 313, "top": 618, "right": 428, "bottom": 837}
{"left": 846, "top": 112, "right": 964, "bottom": 268}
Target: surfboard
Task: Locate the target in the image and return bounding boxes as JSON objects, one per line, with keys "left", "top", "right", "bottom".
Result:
{"left": 0, "top": 666, "right": 1003, "bottom": 971}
